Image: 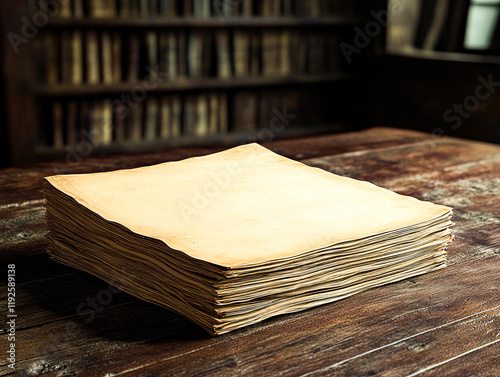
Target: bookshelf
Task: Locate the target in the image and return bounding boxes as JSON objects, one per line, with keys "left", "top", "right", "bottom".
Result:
{"left": 1, "top": 0, "right": 381, "bottom": 166}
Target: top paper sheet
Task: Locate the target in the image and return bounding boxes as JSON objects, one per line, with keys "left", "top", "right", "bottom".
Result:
{"left": 45, "top": 143, "right": 451, "bottom": 268}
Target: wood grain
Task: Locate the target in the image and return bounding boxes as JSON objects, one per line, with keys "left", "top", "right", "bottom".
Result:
{"left": 1, "top": 127, "right": 499, "bottom": 376}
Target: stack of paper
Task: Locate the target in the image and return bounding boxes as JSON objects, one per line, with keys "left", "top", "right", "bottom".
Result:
{"left": 44, "top": 144, "right": 453, "bottom": 335}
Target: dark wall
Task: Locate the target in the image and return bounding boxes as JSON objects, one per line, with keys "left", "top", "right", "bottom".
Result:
{"left": 0, "top": 52, "right": 8, "bottom": 168}
{"left": 370, "top": 55, "right": 500, "bottom": 144}
{"left": 0, "top": 1, "right": 10, "bottom": 168}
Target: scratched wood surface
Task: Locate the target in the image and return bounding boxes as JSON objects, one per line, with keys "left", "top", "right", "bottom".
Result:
{"left": 0, "top": 127, "right": 499, "bottom": 377}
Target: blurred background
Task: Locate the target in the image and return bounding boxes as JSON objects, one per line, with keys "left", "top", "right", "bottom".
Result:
{"left": 1, "top": 0, "right": 500, "bottom": 168}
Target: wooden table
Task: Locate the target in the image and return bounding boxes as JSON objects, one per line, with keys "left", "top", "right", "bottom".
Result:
{"left": 1, "top": 127, "right": 499, "bottom": 376}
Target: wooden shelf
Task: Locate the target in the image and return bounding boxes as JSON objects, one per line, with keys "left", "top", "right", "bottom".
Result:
{"left": 2, "top": 0, "right": 375, "bottom": 166}
{"left": 35, "top": 123, "right": 349, "bottom": 160}
{"left": 45, "top": 16, "right": 365, "bottom": 29}
{"left": 32, "top": 73, "right": 356, "bottom": 97}
{"left": 388, "top": 47, "right": 500, "bottom": 64}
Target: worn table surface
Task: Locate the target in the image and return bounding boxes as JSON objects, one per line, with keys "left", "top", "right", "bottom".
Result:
{"left": 1, "top": 127, "right": 499, "bottom": 376}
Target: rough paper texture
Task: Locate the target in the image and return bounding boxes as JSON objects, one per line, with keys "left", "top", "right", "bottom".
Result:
{"left": 46, "top": 143, "right": 451, "bottom": 268}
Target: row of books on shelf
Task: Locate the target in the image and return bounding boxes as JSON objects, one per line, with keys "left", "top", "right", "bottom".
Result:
{"left": 44, "top": 90, "right": 301, "bottom": 148}
{"left": 32, "top": 0, "right": 358, "bottom": 18}
{"left": 41, "top": 28, "right": 341, "bottom": 84}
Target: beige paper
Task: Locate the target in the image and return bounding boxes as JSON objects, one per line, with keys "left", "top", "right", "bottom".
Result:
{"left": 44, "top": 143, "right": 453, "bottom": 335}
{"left": 45, "top": 143, "right": 450, "bottom": 268}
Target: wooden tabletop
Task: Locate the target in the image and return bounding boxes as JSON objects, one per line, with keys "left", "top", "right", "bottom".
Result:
{"left": 1, "top": 127, "right": 499, "bottom": 376}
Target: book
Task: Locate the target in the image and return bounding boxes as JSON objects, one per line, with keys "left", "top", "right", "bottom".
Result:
{"left": 59, "top": 0, "right": 72, "bottom": 18}
{"left": 67, "top": 100, "right": 79, "bottom": 146}
{"left": 171, "top": 95, "right": 182, "bottom": 137}
{"left": 159, "top": 96, "right": 171, "bottom": 138}
{"left": 114, "top": 104, "right": 126, "bottom": 142}
{"left": 158, "top": 32, "right": 169, "bottom": 80}
{"left": 304, "top": 0, "right": 320, "bottom": 16}
{"left": 328, "top": 0, "right": 356, "bottom": 15}
{"left": 44, "top": 144, "right": 454, "bottom": 335}
{"left": 159, "top": 0, "right": 177, "bottom": 16}
{"left": 72, "top": 31, "right": 83, "bottom": 84}
{"left": 283, "top": 0, "right": 292, "bottom": 15}
{"left": 178, "top": 31, "right": 187, "bottom": 79}
{"left": 249, "top": 33, "right": 261, "bottom": 76}
{"left": 43, "top": 33, "right": 58, "bottom": 84}
{"left": 89, "top": 100, "right": 109, "bottom": 146}
{"left": 270, "top": 0, "right": 281, "bottom": 15}
{"left": 159, "top": 31, "right": 178, "bottom": 81}
{"left": 86, "top": 30, "right": 100, "bottom": 83}
{"left": 129, "top": 0, "right": 140, "bottom": 16}
{"left": 218, "top": 92, "right": 228, "bottom": 133}
{"left": 101, "top": 98, "right": 113, "bottom": 145}
{"left": 232, "top": 91, "right": 257, "bottom": 132}
{"left": 258, "top": 89, "right": 293, "bottom": 131}
{"left": 214, "top": 0, "right": 238, "bottom": 18}
{"left": 101, "top": 32, "right": 113, "bottom": 84}
{"left": 127, "top": 33, "right": 140, "bottom": 82}
{"left": 74, "top": 0, "right": 84, "bottom": 17}
{"left": 201, "top": 31, "right": 213, "bottom": 77}
{"left": 308, "top": 32, "right": 325, "bottom": 74}
{"left": 326, "top": 33, "right": 341, "bottom": 72}
{"left": 280, "top": 30, "right": 292, "bottom": 76}
{"left": 145, "top": 97, "right": 158, "bottom": 140}
{"left": 168, "top": 32, "right": 178, "bottom": 80}
{"left": 87, "top": 101, "right": 99, "bottom": 145}
{"left": 298, "top": 33, "right": 309, "bottom": 74}
{"left": 187, "top": 31, "right": 203, "bottom": 78}
{"left": 261, "top": 0, "right": 272, "bottom": 16}
{"left": 127, "top": 101, "right": 143, "bottom": 141}
{"left": 52, "top": 102, "right": 64, "bottom": 148}
{"left": 290, "top": 31, "right": 301, "bottom": 74}
{"left": 242, "top": 0, "right": 253, "bottom": 16}
{"left": 112, "top": 32, "right": 122, "bottom": 82}
{"left": 262, "top": 30, "right": 280, "bottom": 76}
{"left": 146, "top": 31, "right": 158, "bottom": 73}
{"left": 79, "top": 100, "right": 90, "bottom": 144}
{"left": 208, "top": 92, "right": 219, "bottom": 135}
{"left": 140, "top": 0, "right": 149, "bottom": 16}
{"left": 183, "top": 95, "right": 197, "bottom": 135}
{"left": 150, "top": 0, "right": 159, "bottom": 16}
{"left": 60, "top": 30, "right": 73, "bottom": 82}
{"left": 90, "top": 0, "right": 116, "bottom": 17}
{"left": 196, "top": 94, "right": 209, "bottom": 136}
{"left": 193, "top": 0, "right": 210, "bottom": 17}
{"left": 224, "top": 0, "right": 239, "bottom": 16}
{"left": 233, "top": 30, "right": 249, "bottom": 77}
{"left": 184, "top": 0, "right": 193, "bottom": 16}
{"left": 216, "top": 30, "right": 231, "bottom": 78}
{"left": 119, "top": 0, "right": 131, "bottom": 16}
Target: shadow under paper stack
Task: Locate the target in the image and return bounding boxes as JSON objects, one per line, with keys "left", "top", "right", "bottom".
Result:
{"left": 43, "top": 144, "right": 454, "bottom": 335}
